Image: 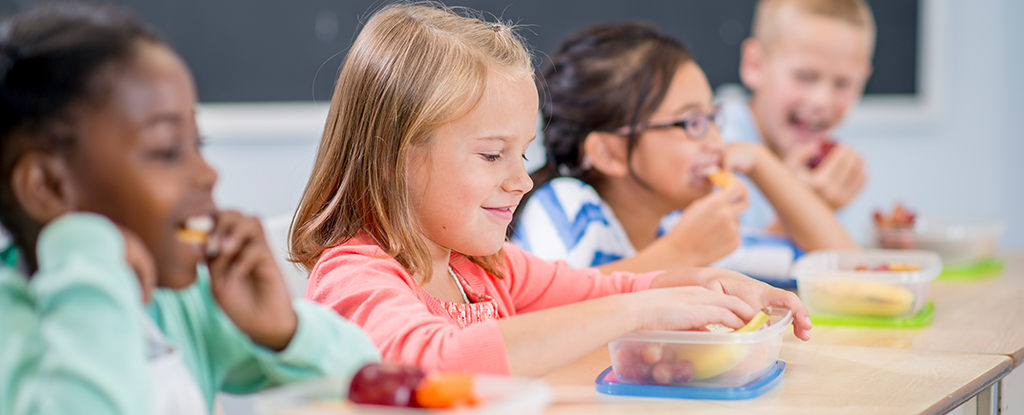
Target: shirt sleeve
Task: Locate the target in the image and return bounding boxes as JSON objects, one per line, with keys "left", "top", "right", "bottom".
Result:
{"left": 511, "top": 179, "right": 636, "bottom": 268}
{"left": 155, "top": 268, "right": 381, "bottom": 399}
{"left": 0, "top": 213, "right": 149, "bottom": 415}
{"left": 501, "top": 243, "right": 660, "bottom": 314}
{"left": 307, "top": 253, "right": 510, "bottom": 375}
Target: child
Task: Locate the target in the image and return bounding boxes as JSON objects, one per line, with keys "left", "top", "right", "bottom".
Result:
{"left": 511, "top": 22, "right": 856, "bottom": 278}
{"left": 721, "top": 0, "right": 874, "bottom": 231}
{"left": 0, "top": 4, "right": 379, "bottom": 415}
{"left": 292, "top": 3, "right": 811, "bottom": 377}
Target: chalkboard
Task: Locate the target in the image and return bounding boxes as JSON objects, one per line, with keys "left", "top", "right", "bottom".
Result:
{"left": 0, "top": 0, "right": 918, "bottom": 102}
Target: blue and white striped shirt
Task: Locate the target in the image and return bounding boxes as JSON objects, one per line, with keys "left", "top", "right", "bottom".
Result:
{"left": 511, "top": 177, "right": 800, "bottom": 287}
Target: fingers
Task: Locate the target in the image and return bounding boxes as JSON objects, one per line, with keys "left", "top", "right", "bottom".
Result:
{"left": 783, "top": 142, "right": 821, "bottom": 172}
{"left": 646, "top": 286, "right": 760, "bottom": 330}
{"left": 689, "top": 286, "right": 759, "bottom": 323}
{"left": 723, "top": 144, "right": 758, "bottom": 174}
{"left": 810, "top": 145, "right": 865, "bottom": 208}
{"left": 206, "top": 211, "right": 268, "bottom": 291}
{"left": 706, "top": 180, "right": 748, "bottom": 211}
{"left": 763, "top": 288, "right": 812, "bottom": 341}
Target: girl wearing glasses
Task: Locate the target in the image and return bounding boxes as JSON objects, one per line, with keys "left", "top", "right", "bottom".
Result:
{"left": 511, "top": 22, "right": 855, "bottom": 281}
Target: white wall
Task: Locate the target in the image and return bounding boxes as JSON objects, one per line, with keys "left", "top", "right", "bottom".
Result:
{"left": 199, "top": 0, "right": 1024, "bottom": 249}
{"left": 834, "top": 0, "right": 1022, "bottom": 248}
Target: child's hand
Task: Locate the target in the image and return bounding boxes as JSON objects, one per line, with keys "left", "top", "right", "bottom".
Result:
{"left": 698, "top": 268, "right": 812, "bottom": 341}
{"left": 632, "top": 286, "right": 757, "bottom": 332}
{"left": 206, "top": 211, "right": 297, "bottom": 351}
{"left": 665, "top": 183, "right": 748, "bottom": 266}
{"left": 118, "top": 226, "right": 157, "bottom": 303}
{"left": 784, "top": 141, "right": 866, "bottom": 209}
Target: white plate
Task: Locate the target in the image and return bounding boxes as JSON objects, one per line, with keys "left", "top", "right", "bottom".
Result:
{"left": 253, "top": 374, "right": 552, "bottom": 415}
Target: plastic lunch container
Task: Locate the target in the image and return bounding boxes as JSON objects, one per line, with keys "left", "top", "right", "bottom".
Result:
{"left": 252, "top": 374, "right": 552, "bottom": 415}
{"left": 607, "top": 308, "right": 792, "bottom": 389}
{"left": 792, "top": 250, "right": 942, "bottom": 318}
{"left": 875, "top": 217, "right": 1004, "bottom": 268}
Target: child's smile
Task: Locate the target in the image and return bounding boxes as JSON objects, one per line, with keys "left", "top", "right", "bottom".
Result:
{"left": 406, "top": 72, "right": 537, "bottom": 258}
{"left": 745, "top": 12, "right": 872, "bottom": 156}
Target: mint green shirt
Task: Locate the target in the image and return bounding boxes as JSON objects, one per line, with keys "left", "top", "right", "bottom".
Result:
{"left": 0, "top": 213, "right": 380, "bottom": 415}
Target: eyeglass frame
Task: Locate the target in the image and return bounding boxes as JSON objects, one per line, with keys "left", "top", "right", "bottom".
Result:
{"left": 605, "top": 105, "right": 723, "bottom": 140}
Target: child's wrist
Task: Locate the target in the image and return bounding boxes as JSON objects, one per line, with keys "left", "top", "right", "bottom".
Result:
{"left": 253, "top": 309, "right": 299, "bottom": 352}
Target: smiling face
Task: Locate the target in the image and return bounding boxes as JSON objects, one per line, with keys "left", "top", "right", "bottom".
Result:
{"left": 65, "top": 41, "right": 217, "bottom": 288}
{"left": 406, "top": 72, "right": 537, "bottom": 258}
{"left": 624, "top": 61, "right": 725, "bottom": 210}
{"left": 742, "top": 11, "right": 873, "bottom": 156}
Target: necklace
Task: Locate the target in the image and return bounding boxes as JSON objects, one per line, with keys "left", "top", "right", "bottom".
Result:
{"left": 447, "top": 265, "right": 471, "bottom": 304}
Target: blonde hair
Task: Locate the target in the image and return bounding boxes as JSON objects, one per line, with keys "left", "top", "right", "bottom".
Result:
{"left": 290, "top": 2, "right": 533, "bottom": 283}
{"left": 752, "top": 0, "right": 876, "bottom": 52}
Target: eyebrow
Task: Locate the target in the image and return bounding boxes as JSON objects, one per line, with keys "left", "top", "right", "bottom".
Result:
{"left": 670, "top": 103, "right": 705, "bottom": 117}
{"left": 474, "top": 135, "right": 512, "bottom": 143}
{"left": 142, "top": 113, "right": 184, "bottom": 129}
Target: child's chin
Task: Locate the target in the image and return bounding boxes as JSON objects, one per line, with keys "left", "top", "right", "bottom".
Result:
{"left": 461, "top": 240, "right": 506, "bottom": 257}
{"left": 158, "top": 270, "right": 198, "bottom": 290}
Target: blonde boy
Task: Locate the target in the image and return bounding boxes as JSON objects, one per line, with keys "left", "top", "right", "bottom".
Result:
{"left": 720, "top": 0, "right": 874, "bottom": 231}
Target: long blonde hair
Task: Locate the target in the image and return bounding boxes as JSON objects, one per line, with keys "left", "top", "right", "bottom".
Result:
{"left": 290, "top": 2, "right": 533, "bottom": 283}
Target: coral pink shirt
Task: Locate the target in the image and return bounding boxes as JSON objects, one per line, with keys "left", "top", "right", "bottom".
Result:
{"left": 305, "top": 232, "right": 660, "bottom": 374}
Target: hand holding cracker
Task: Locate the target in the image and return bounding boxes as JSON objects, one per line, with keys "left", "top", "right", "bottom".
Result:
{"left": 701, "top": 165, "right": 738, "bottom": 188}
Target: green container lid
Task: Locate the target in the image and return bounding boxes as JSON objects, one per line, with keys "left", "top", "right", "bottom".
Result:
{"left": 936, "top": 258, "right": 1004, "bottom": 281}
{"left": 810, "top": 300, "right": 934, "bottom": 328}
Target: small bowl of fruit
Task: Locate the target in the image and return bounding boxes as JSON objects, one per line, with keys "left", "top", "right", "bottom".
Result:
{"left": 792, "top": 250, "right": 942, "bottom": 318}
{"left": 873, "top": 204, "right": 1004, "bottom": 277}
{"left": 607, "top": 307, "right": 792, "bottom": 389}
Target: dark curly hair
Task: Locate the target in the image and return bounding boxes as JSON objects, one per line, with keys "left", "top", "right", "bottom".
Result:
{"left": 0, "top": 3, "right": 161, "bottom": 266}
{"left": 509, "top": 21, "right": 692, "bottom": 233}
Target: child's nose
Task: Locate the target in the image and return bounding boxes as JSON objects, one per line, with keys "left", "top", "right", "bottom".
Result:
{"left": 193, "top": 156, "right": 218, "bottom": 190}
{"left": 703, "top": 124, "right": 726, "bottom": 152}
{"left": 504, "top": 158, "right": 533, "bottom": 195}
{"left": 807, "top": 82, "right": 836, "bottom": 108}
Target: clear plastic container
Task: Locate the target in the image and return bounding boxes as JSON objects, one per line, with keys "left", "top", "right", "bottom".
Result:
{"left": 874, "top": 217, "right": 1004, "bottom": 268}
{"left": 607, "top": 308, "right": 792, "bottom": 389}
{"left": 253, "top": 374, "right": 552, "bottom": 415}
{"left": 792, "top": 250, "right": 942, "bottom": 318}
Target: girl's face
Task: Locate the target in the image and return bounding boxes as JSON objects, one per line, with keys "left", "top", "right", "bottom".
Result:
{"left": 406, "top": 73, "right": 537, "bottom": 257}
{"left": 626, "top": 61, "right": 724, "bottom": 208}
{"left": 66, "top": 42, "right": 217, "bottom": 289}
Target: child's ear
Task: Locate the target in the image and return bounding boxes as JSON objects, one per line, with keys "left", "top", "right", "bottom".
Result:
{"left": 739, "top": 38, "right": 764, "bottom": 90}
{"left": 583, "top": 132, "right": 629, "bottom": 178}
{"left": 9, "top": 152, "right": 76, "bottom": 223}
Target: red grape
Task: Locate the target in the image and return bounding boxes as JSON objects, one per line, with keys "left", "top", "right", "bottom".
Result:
{"left": 348, "top": 363, "right": 426, "bottom": 407}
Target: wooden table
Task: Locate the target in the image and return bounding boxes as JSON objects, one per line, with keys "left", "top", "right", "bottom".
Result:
{"left": 542, "top": 343, "right": 1010, "bottom": 415}
{"left": 793, "top": 254, "right": 1024, "bottom": 366}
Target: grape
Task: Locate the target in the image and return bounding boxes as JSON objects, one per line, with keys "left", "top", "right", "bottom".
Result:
{"left": 614, "top": 361, "right": 653, "bottom": 383}
{"left": 612, "top": 345, "right": 638, "bottom": 366}
{"left": 639, "top": 344, "right": 663, "bottom": 365}
{"left": 348, "top": 363, "right": 426, "bottom": 407}
{"left": 651, "top": 362, "right": 675, "bottom": 385}
{"left": 671, "top": 360, "right": 696, "bottom": 383}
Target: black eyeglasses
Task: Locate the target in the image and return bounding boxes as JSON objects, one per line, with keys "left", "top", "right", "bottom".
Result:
{"left": 608, "top": 106, "right": 723, "bottom": 140}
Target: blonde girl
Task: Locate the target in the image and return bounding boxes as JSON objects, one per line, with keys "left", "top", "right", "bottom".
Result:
{"left": 292, "top": 2, "right": 811, "bottom": 376}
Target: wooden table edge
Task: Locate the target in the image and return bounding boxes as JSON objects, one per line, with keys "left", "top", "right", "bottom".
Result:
{"left": 923, "top": 355, "right": 1013, "bottom": 415}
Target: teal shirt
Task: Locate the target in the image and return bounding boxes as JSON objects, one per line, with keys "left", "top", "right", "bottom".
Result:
{"left": 0, "top": 213, "right": 380, "bottom": 415}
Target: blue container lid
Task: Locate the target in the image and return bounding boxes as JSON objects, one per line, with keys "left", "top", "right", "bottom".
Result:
{"left": 594, "top": 361, "right": 785, "bottom": 400}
